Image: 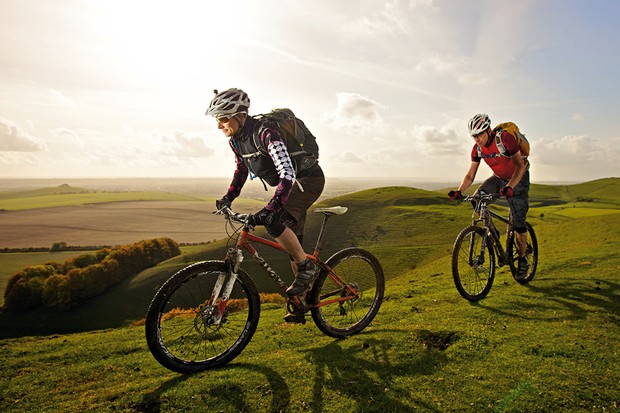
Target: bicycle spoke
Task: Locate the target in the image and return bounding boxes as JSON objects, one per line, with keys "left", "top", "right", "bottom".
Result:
{"left": 452, "top": 226, "right": 495, "bottom": 300}
{"left": 310, "top": 248, "right": 384, "bottom": 338}
{"left": 146, "top": 262, "right": 260, "bottom": 373}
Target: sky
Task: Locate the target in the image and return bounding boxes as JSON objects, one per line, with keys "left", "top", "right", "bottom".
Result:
{"left": 1, "top": 0, "right": 619, "bottom": 184}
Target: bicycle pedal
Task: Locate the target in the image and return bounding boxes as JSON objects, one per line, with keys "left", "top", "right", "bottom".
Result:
{"left": 284, "top": 312, "right": 306, "bottom": 324}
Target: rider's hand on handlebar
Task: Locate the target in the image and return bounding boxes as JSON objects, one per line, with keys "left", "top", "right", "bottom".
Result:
{"left": 448, "top": 190, "right": 462, "bottom": 200}
{"left": 247, "top": 208, "right": 274, "bottom": 226}
{"left": 499, "top": 186, "right": 514, "bottom": 198}
{"left": 215, "top": 196, "right": 232, "bottom": 211}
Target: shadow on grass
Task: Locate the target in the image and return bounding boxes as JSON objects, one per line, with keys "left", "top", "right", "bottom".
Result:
{"left": 135, "top": 331, "right": 455, "bottom": 412}
{"left": 303, "top": 336, "right": 447, "bottom": 412}
{"left": 136, "top": 363, "right": 289, "bottom": 413}
{"left": 134, "top": 375, "right": 192, "bottom": 413}
{"left": 472, "top": 277, "right": 620, "bottom": 325}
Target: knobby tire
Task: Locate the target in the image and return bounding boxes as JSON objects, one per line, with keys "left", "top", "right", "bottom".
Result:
{"left": 145, "top": 261, "right": 260, "bottom": 373}
{"left": 452, "top": 226, "right": 495, "bottom": 301}
{"left": 310, "top": 247, "right": 384, "bottom": 338}
{"left": 507, "top": 222, "right": 538, "bottom": 284}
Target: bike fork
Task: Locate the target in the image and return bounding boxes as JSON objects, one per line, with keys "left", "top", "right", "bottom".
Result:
{"left": 468, "top": 232, "right": 487, "bottom": 266}
{"left": 207, "top": 249, "right": 243, "bottom": 325}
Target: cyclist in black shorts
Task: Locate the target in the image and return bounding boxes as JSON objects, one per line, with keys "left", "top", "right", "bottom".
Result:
{"left": 206, "top": 88, "right": 325, "bottom": 297}
{"left": 449, "top": 113, "right": 531, "bottom": 278}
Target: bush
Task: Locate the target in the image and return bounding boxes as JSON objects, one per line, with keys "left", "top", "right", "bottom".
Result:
{"left": 3, "top": 237, "right": 180, "bottom": 311}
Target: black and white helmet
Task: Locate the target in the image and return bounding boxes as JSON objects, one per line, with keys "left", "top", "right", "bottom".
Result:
{"left": 468, "top": 113, "right": 491, "bottom": 136}
{"left": 205, "top": 88, "right": 250, "bottom": 117}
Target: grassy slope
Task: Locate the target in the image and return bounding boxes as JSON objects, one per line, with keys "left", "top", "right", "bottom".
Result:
{"left": 0, "top": 179, "right": 619, "bottom": 412}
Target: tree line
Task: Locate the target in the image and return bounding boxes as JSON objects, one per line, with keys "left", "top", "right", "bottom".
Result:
{"left": 3, "top": 238, "right": 181, "bottom": 311}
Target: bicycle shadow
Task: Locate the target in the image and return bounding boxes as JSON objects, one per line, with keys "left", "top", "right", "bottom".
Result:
{"left": 303, "top": 335, "right": 446, "bottom": 412}
{"left": 136, "top": 374, "right": 192, "bottom": 412}
{"left": 137, "top": 363, "right": 289, "bottom": 413}
{"left": 471, "top": 277, "right": 620, "bottom": 326}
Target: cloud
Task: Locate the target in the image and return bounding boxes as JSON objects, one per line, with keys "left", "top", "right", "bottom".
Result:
{"left": 163, "top": 131, "right": 215, "bottom": 158}
{"left": 344, "top": 0, "right": 438, "bottom": 37}
{"left": 533, "top": 134, "right": 620, "bottom": 165}
{"left": 330, "top": 151, "right": 365, "bottom": 164}
{"left": 321, "top": 92, "right": 384, "bottom": 132}
{"left": 0, "top": 119, "right": 47, "bottom": 152}
{"left": 49, "top": 128, "right": 84, "bottom": 150}
{"left": 410, "top": 125, "right": 464, "bottom": 155}
{"left": 48, "top": 89, "right": 78, "bottom": 109}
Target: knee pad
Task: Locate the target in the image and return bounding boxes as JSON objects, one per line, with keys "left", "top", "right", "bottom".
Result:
{"left": 265, "top": 222, "right": 286, "bottom": 238}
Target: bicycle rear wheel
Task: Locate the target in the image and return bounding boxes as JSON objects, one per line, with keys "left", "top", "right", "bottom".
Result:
{"left": 452, "top": 225, "right": 495, "bottom": 301}
{"left": 310, "top": 248, "right": 384, "bottom": 338}
{"left": 507, "top": 222, "right": 538, "bottom": 284}
{"left": 145, "top": 261, "right": 260, "bottom": 373}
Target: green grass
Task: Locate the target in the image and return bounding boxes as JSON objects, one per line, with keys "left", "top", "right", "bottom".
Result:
{"left": 0, "top": 179, "right": 619, "bottom": 412}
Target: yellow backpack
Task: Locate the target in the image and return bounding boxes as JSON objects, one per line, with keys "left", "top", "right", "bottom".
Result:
{"left": 492, "top": 122, "right": 530, "bottom": 158}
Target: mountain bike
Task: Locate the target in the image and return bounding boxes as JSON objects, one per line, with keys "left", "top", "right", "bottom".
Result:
{"left": 451, "top": 193, "right": 538, "bottom": 301}
{"left": 145, "top": 206, "right": 385, "bottom": 373}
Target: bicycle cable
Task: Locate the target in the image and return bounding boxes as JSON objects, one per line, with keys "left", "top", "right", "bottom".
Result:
{"left": 224, "top": 217, "right": 241, "bottom": 249}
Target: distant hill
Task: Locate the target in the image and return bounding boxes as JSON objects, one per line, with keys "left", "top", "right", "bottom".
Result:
{"left": 0, "top": 178, "right": 618, "bottom": 338}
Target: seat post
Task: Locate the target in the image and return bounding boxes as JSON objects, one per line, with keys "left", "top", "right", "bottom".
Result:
{"left": 312, "top": 212, "right": 332, "bottom": 256}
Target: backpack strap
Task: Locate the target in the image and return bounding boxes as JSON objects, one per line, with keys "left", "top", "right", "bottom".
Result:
{"left": 494, "top": 130, "right": 508, "bottom": 157}
{"left": 475, "top": 130, "right": 508, "bottom": 158}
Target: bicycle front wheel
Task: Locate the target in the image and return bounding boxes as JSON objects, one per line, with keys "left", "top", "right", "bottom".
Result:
{"left": 145, "top": 261, "right": 260, "bottom": 373}
{"left": 310, "top": 248, "right": 384, "bottom": 338}
{"left": 452, "top": 226, "right": 495, "bottom": 301}
{"left": 507, "top": 222, "right": 538, "bottom": 284}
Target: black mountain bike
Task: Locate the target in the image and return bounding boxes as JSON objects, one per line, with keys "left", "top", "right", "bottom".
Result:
{"left": 451, "top": 193, "right": 538, "bottom": 301}
{"left": 145, "top": 206, "right": 385, "bottom": 373}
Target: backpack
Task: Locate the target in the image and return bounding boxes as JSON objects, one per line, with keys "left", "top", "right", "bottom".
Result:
{"left": 254, "top": 108, "right": 319, "bottom": 159}
{"left": 233, "top": 108, "right": 319, "bottom": 188}
{"left": 477, "top": 121, "right": 530, "bottom": 160}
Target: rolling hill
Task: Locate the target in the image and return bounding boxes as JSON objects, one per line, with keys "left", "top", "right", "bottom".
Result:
{"left": 0, "top": 178, "right": 619, "bottom": 412}
{"left": 1, "top": 178, "right": 618, "bottom": 338}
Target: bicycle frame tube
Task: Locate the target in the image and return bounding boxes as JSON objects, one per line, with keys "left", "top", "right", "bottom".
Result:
{"left": 234, "top": 227, "right": 359, "bottom": 308}
{"left": 234, "top": 229, "right": 291, "bottom": 291}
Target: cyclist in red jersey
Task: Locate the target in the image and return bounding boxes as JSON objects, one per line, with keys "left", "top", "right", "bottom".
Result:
{"left": 448, "top": 113, "right": 531, "bottom": 278}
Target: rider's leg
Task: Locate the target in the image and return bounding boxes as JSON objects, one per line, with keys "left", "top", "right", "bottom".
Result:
{"left": 473, "top": 175, "right": 503, "bottom": 210}
{"left": 507, "top": 170, "right": 530, "bottom": 257}
{"left": 515, "top": 230, "right": 528, "bottom": 257}
{"left": 265, "top": 170, "right": 325, "bottom": 296}
{"left": 274, "top": 227, "right": 306, "bottom": 263}
{"left": 507, "top": 171, "right": 530, "bottom": 277}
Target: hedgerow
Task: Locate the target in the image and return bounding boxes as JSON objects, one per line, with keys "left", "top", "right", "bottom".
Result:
{"left": 3, "top": 238, "right": 180, "bottom": 311}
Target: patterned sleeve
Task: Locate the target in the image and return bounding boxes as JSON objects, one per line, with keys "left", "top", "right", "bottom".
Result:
{"left": 260, "top": 128, "right": 295, "bottom": 212}
{"left": 224, "top": 140, "right": 249, "bottom": 201}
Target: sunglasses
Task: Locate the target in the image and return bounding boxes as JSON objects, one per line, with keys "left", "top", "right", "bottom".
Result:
{"left": 216, "top": 114, "right": 236, "bottom": 124}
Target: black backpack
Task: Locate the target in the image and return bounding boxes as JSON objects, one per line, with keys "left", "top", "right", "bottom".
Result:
{"left": 254, "top": 108, "right": 319, "bottom": 161}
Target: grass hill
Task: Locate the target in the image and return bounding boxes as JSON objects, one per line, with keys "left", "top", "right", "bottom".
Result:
{"left": 0, "top": 178, "right": 618, "bottom": 412}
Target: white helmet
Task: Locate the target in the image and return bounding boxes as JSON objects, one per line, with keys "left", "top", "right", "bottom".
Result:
{"left": 205, "top": 88, "right": 250, "bottom": 117}
{"left": 468, "top": 113, "right": 491, "bottom": 136}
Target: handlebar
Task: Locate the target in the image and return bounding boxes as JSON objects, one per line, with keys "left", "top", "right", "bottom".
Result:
{"left": 459, "top": 193, "right": 500, "bottom": 203}
{"left": 214, "top": 206, "right": 251, "bottom": 226}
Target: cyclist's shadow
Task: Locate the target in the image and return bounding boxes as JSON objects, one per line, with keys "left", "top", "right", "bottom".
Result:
{"left": 139, "top": 363, "right": 290, "bottom": 413}
{"left": 304, "top": 338, "right": 441, "bottom": 413}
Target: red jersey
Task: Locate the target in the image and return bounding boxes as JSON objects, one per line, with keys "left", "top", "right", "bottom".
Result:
{"left": 470, "top": 131, "right": 520, "bottom": 179}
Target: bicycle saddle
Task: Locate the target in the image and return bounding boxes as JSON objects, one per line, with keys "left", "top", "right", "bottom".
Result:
{"left": 313, "top": 206, "right": 348, "bottom": 215}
